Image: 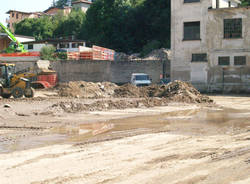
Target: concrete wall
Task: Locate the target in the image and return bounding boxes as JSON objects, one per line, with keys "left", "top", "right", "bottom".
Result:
{"left": 10, "top": 60, "right": 170, "bottom": 85}
{"left": 51, "top": 60, "right": 169, "bottom": 84}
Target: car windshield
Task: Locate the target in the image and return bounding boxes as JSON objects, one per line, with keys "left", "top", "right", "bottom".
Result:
{"left": 135, "top": 75, "right": 149, "bottom": 80}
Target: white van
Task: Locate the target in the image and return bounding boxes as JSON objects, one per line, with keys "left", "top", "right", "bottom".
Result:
{"left": 130, "top": 73, "right": 152, "bottom": 86}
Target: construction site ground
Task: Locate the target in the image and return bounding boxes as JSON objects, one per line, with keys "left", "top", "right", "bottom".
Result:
{"left": 0, "top": 90, "right": 250, "bottom": 184}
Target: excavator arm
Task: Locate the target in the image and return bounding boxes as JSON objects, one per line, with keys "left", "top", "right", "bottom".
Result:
{"left": 0, "top": 22, "right": 27, "bottom": 53}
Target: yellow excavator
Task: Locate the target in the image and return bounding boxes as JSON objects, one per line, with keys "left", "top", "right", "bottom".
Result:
{"left": 0, "top": 63, "right": 35, "bottom": 98}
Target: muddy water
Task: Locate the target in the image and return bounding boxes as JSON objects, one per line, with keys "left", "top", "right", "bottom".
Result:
{"left": 0, "top": 108, "right": 250, "bottom": 153}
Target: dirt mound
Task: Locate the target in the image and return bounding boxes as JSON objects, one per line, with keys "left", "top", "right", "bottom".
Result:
{"left": 57, "top": 80, "right": 213, "bottom": 104}
{"left": 145, "top": 81, "right": 213, "bottom": 104}
{"left": 58, "top": 81, "right": 118, "bottom": 98}
{"left": 113, "top": 83, "right": 145, "bottom": 98}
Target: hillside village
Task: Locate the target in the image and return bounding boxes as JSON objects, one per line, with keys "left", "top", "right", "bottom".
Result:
{"left": 0, "top": 0, "right": 250, "bottom": 184}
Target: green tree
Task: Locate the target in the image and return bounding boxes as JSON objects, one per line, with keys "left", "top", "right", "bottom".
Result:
{"left": 241, "top": 0, "right": 250, "bottom": 6}
{"left": 15, "top": 16, "right": 55, "bottom": 40}
{"left": 54, "top": 8, "right": 86, "bottom": 38}
{"left": 82, "top": 0, "right": 170, "bottom": 53}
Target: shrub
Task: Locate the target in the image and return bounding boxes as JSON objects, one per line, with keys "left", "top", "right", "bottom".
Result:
{"left": 40, "top": 46, "right": 56, "bottom": 60}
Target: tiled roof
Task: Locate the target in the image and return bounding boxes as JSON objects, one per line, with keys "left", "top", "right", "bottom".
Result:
{"left": 72, "top": 0, "right": 92, "bottom": 5}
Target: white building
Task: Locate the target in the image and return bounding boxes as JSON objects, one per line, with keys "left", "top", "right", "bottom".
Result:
{"left": 171, "top": 0, "right": 250, "bottom": 92}
{"left": 72, "top": 0, "right": 92, "bottom": 13}
{"left": 23, "top": 39, "right": 86, "bottom": 52}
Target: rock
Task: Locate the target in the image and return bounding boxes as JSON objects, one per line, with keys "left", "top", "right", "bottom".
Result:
{"left": 3, "top": 104, "right": 11, "bottom": 108}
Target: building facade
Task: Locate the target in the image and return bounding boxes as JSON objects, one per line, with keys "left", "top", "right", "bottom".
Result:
{"left": 171, "top": 0, "right": 250, "bottom": 92}
{"left": 6, "top": 10, "right": 44, "bottom": 32}
{"left": 72, "top": 0, "right": 92, "bottom": 13}
{"left": 6, "top": 1, "right": 92, "bottom": 32}
{"left": 23, "top": 39, "right": 86, "bottom": 52}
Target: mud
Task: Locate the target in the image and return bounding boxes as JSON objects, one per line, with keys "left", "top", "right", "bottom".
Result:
{"left": 1, "top": 107, "right": 250, "bottom": 154}
{"left": 0, "top": 95, "right": 250, "bottom": 184}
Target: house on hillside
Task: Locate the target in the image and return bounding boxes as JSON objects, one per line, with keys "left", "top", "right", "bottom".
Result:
{"left": 171, "top": 0, "right": 250, "bottom": 92}
{"left": 0, "top": 33, "right": 35, "bottom": 51}
{"left": 43, "top": 6, "right": 72, "bottom": 16}
{"left": 72, "top": 0, "right": 92, "bottom": 13}
{"left": 6, "top": 0, "right": 93, "bottom": 32}
{"left": 6, "top": 10, "right": 45, "bottom": 32}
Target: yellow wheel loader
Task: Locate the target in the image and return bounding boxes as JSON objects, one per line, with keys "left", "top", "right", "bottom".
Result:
{"left": 0, "top": 63, "right": 35, "bottom": 98}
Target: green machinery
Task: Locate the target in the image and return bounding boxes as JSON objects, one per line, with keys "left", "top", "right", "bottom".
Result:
{"left": 0, "top": 22, "right": 27, "bottom": 53}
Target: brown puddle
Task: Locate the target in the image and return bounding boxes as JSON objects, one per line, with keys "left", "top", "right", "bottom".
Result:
{"left": 1, "top": 108, "right": 250, "bottom": 153}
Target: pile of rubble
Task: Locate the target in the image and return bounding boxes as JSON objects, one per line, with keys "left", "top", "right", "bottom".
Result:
{"left": 57, "top": 81, "right": 117, "bottom": 98}
{"left": 115, "top": 48, "right": 170, "bottom": 61}
{"left": 57, "top": 80, "right": 213, "bottom": 104}
{"left": 145, "top": 81, "right": 213, "bottom": 103}
{"left": 143, "top": 48, "right": 171, "bottom": 60}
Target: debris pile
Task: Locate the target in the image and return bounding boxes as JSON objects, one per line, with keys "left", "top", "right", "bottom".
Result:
{"left": 143, "top": 48, "right": 171, "bottom": 60}
{"left": 115, "top": 48, "right": 170, "bottom": 61}
{"left": 113, "top": 84, "right": 144, "bottom": 98}
{"left": 57, "top": 80, "right": 213, "bottom": 104}
{"left": 145, "top": 81, "right": 213, "bottom": 103}
{"left": 58, "top": 81, "right": 118, "bottom": 98}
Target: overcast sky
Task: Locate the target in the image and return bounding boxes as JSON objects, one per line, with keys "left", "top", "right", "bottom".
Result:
{"left": 0, "top": 0, "right": 53, "bottom": 27}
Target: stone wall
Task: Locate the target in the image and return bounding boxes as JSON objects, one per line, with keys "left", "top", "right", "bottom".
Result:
{"left": 12, "top": 60, "right": 170, "bottom": 84}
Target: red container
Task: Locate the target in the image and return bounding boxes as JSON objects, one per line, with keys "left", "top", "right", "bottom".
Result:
{"left": 37, "top": 73, "right": 58, "bottom": 87}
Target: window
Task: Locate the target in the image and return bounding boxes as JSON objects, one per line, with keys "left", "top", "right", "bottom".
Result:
{"left": 78, "top": 43, "right": 84, "bottom": 47}
{"left": 184, "top": 21, "right": 200, "bottom": 40}
{"left": 218, "top": 56, "right": 230, "bottom": 65}
{"left": 12, "top": 13, "right": 14, "bottom": 17}
{"left": 16, "top": 13, "right": 19, "bottom": 19}
{"left": 191, "top": 53, "right": 207, "bottom": 62}
{"left": 234, "top": 56, "right": 246, "bottom": 65}
{"left": 184, "top": 0, "right": 200, "bottom": 3}
{"left": 224, "top": 18, "right": 242, "bottom": 38}
{"left": 59, "top": 43, "right": 69, "bottom": 48}
{"left": 72, "top": 43, "right": 77, "bottom": 48}
{"left": 28, "top": 44, "right": 33, "bottom": 50}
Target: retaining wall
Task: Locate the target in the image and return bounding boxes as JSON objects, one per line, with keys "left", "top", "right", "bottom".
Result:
{"left": 12, "top": 60, "right": 170, "bottom": 84}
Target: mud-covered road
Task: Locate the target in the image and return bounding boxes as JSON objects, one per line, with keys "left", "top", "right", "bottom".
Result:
{"left": 0, "top": 94, "right": 250, "bottom": 184}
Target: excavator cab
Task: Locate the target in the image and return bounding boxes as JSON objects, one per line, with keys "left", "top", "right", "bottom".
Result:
{"left": 0, "top": 63, "right": 34, "bottom": 98}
